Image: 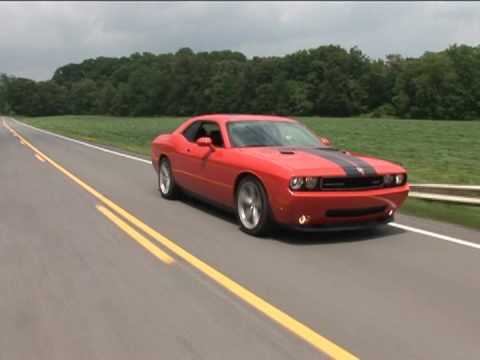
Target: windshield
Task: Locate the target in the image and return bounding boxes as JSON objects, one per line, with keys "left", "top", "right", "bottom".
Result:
{"left": 228, "top": 120, "right": 322, "bottom": 148}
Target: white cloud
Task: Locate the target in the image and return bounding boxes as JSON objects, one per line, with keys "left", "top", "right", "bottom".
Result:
{"left": 0, "top": 1, "right": 479, "bottom": 80}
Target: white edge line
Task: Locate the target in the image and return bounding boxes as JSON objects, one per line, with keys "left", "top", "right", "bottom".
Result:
{"left": 389, "top": 223, "right": 480, "bottom": 249}
{"left": 10, "top": 118, "right": 479, "bottom": 250}
{"left": 12, "top": 118, "right": 151, "bottom": 164}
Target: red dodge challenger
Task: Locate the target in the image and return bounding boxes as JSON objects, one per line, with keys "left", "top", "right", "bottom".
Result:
{"left": 152, "top": 114, "right": 409, "bottom": 236}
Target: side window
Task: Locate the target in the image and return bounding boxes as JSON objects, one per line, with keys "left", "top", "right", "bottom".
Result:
{"left": 183, "top": 121, "right": 225, "bottom": 147}
{"left": 201, "top": 122, "right": 224, "bottom": 148}
{"left": 182, "top": 121, "right": 202, "bottom": 142}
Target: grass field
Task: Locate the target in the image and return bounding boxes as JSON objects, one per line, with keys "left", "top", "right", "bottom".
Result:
{"left": 21, "top": 115, "right": 480, "bottom": 184}
{"left": 401, "top": 198, "right": 480, "bottom": 230}
{"left": 20, "top": 115, "right": 480, "bottom": 230}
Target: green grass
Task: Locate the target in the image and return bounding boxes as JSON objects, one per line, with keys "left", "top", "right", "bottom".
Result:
{"left": 20, "top": 115, "right": 480, "bottom": 230}
{"left": 21, "top": 115, "right": 183, "bottom": 155}
{"left": 21, "top": 115, "right": 480, "bottom": 185}
{"left": 401, "top": 198, "right": 480, "bottom": 230}
{"left": 300, "top": 117, "right": 480, "bottom": 185}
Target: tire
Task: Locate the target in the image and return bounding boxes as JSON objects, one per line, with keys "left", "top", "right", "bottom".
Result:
{"left": 158, "top": 157, "right": 179, "bottom": 199}
{"left": 235, "top": 176, "right": 272, "bottom": 236}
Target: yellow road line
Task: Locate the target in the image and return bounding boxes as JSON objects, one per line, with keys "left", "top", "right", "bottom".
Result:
{"left": 3, "top": 119, "right": 358, "bottom": 360}
{"left": 35, "top": 154, "right": 46, "bottom": 162}
{"left": 96, "top": 205, "right": 174, "bottom": 264}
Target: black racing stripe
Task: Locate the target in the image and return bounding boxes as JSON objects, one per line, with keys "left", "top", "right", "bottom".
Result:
{"left": 345, "top": 156, "right": 377, "bottom": 176}
{"left": 301, "top": 148, "right": 362, "bottom": 176}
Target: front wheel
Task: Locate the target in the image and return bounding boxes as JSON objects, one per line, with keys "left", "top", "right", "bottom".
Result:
{"left": 236, "top": 176, "right": 272, "bottom": 236}
{"left": 158, "top": 158, "right": 179, "bottom": 199}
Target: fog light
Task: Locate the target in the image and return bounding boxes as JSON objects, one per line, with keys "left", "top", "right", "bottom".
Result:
{"left": 388, "top": 209, "right": 394, "bottom": 217}
{"left": 298, "top": 215, "right": 310, "bottom": 225}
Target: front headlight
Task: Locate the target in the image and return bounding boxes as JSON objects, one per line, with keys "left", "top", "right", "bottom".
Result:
{"left": 289, "top": 176, "right": 320, "bottom": 191}
{"left": 395, "top": 174, "right": 406, "bottom": 185}
{"left": 289, "top": 177, "right": 304, "bottom": 190}
{"left": 304, "top": 177, "right": 319, "bottom": 190}
{"left": 384, "top": 174, "right": 394, "bottom": 186}
{"left": 384, "top": 173, "right": 406, "bottom": 187}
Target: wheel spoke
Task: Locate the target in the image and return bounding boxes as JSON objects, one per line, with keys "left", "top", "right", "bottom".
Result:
{"left": 251, "top": 206, "right": 260, "bottom": 224}
{"left": 237, "top": 181, "right": 263, "bottom": 230}
{"left": 246, "top": 207, "right": 253, "bottom": 221}
{"left": 159, "top": 162, "right": 171, "bottom": 194}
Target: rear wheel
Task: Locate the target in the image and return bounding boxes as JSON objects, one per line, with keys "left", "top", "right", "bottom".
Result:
{"left": 158, "top": 157, "right": 179, "bottom": 199}
{"left": 236, "top": 176, "right": 272, "bottom": 236}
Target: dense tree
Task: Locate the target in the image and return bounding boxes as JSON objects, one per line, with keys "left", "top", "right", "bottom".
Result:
{"left": 36, "top": 81, "right": 68, "bottom": 116}
{"left": 95, "top": 81, "right": 116, "bottom": 114}
{"left": 5, "top": 77, "right": 40, "bottom": 116}
{"left": 0, "top": 74, "right": 10, "bottom": 114}
{"left": 69, "top": 79, "right": 98, "bottom": 114}
{"left": 2, "top": 44, "right": 480, "bottom": 120}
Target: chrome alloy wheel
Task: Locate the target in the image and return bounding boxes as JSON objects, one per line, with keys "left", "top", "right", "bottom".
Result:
{"left": 159, "top": 160, "right": 172, "bottom": 195}
{"left": 237, "top": 182, "right": 263, "bottom": 230}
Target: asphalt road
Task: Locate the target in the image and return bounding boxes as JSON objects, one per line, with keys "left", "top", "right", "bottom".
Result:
{"left": 1, "top": 116, "right": 479, "bottom": 360}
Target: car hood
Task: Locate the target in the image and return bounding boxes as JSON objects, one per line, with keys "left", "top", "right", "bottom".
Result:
{"left": 237, "top": 146, "right": 404, "bottom": 177}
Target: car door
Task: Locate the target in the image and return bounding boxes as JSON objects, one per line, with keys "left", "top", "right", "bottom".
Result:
{"left": 193, "top": 122, "right": 235, "bottom": 206}
{"left": 176, "top": 120, "right": 234, "bottom": 205}
{"left": 172, "top": 120, "right": 206, "bottom": 193}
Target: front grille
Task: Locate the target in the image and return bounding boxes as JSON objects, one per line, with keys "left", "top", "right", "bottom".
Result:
{"left": 321, "top": 176, "right": 384, "bottom": 191}
{"left": 326, "top": 206, "right": 387, "bottom": 218}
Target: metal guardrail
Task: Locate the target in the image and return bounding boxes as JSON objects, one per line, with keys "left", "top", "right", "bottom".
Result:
{"left": 410, "top": 184, "right": 480, "bottom": 197}
{"left": 409, "top": 184, "right": 480, "bottom": 205}
{"left": 409, "top": 192, "right": 480, "bottom": 205}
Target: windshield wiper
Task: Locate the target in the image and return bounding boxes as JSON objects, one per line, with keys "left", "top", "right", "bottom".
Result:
{"left": 314, "top": 147, "right": 339, "bottom": 151}
{"left": 240, "top": 143, "right": 283, "bottom": 148}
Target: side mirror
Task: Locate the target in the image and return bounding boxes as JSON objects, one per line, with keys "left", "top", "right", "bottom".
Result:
{"left": 319, "top": 136, "right": 332, "bottom": 146}
{"left": 196, "top": 137, "right": 213, "bottom": 147}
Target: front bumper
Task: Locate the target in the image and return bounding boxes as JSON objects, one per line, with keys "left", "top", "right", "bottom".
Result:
{"left": 289, "top": 214, "right": 394, "bottom": 232}
{"left": 271, "top": 184, "right": 409, "bottom": 228}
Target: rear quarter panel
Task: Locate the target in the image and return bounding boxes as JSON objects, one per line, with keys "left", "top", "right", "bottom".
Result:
{"left": 151, "top": 134, "right": 175, "bottom": 173}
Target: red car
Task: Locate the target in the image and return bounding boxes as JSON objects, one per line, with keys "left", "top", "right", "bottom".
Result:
{"left": 152, "top": 114, "right": 409, "bottom": 236}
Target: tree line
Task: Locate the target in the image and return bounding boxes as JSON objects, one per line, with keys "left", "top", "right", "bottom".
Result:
{"left": 1, "top": 44, "right": 480, "bottom": 120}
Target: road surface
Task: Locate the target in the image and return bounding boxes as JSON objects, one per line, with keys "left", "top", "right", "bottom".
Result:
{"left": 1, "top": 117, "right": 479, "bottom": 360}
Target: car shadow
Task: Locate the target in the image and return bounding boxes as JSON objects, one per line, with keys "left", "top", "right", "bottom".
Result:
{"left": 269, "top": 225, "right": 405, "bottom": 245}
{"left": 176, "top": 193, "right": 238, "bottom": 225}
{"left": 173, "top": 193, "right": 407, "bottom": 245}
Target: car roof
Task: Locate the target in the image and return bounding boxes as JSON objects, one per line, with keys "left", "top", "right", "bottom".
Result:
{"left": 188, "top": 114, "right": 297, "bottom": 124}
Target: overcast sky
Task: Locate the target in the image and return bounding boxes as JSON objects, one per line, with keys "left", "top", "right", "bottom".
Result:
{"left": 1, "top": 1, "right": 479, "bottom": 80}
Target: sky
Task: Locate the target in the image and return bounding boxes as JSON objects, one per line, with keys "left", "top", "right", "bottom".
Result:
{"left": 1, "top": 1, "right": 479, "bottom": 81}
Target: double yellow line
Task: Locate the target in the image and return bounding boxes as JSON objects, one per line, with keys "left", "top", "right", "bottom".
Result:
{"left": 96, "top": 204, "right": 174, "bottom": 264}
{"left": 3, "top": 119, "right": 358, "bottom": 360}
{"left": 35, "top": 153, "right": 46, "bottom": 162}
